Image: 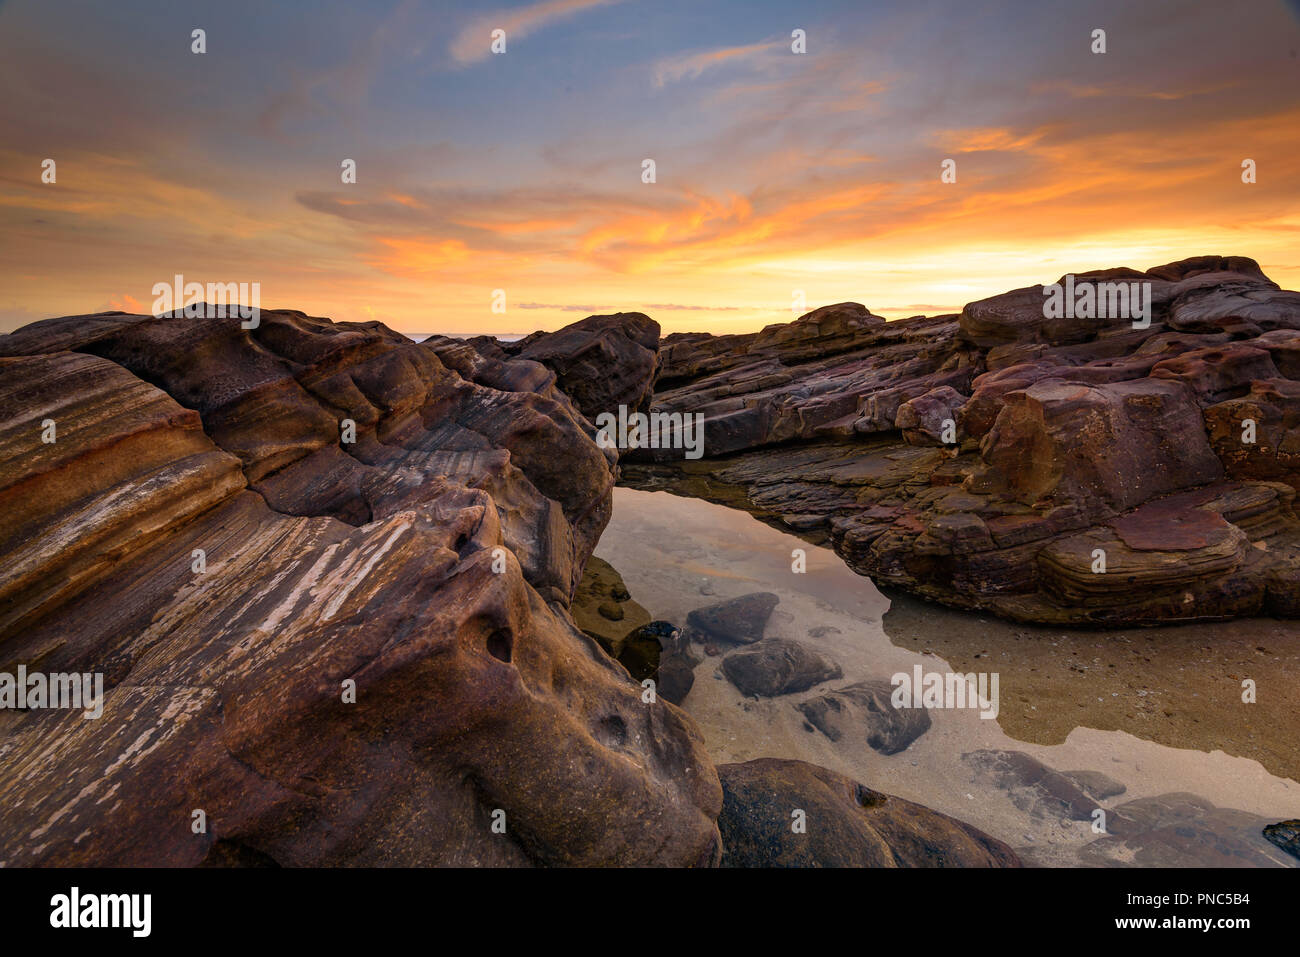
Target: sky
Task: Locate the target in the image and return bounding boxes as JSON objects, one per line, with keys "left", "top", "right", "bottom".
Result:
{"left": 1, "top": 0, "right": 1299, "bottom": 336}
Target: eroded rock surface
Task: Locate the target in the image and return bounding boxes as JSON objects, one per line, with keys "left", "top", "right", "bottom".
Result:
{"left": 628, "top": 257, "right": 1300, "bottom": 625}
{"left": 0, "top": 308, "right": 722, "bottom": 866}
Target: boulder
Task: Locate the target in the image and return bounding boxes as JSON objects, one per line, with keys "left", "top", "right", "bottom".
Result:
{"left": 797, "top": 680, "right": 932, "bottom": 754}
{"left": 686, "top": 592, "right": 780, "bottom": 645}
{"left": 716, "top": 758, "right": 1021, "bottom": 867}
{"left": 720, "top": 638, "right": 842, "bottom": 697}
{"left": 1263, "top": 820, "right": 1300, "bottom": 861}
{"left": 510, "top": 312, "right": 660, "bottom": 422}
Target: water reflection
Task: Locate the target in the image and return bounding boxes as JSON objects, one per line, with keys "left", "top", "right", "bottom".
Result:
{"left": 596, "top": 487, "right": 1300, "bottom": 867}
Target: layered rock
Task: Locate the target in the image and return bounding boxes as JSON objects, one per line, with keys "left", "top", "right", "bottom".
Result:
{"left": 627, "top": 256, "right": 1300, "bottom": 625}
{"left": 0, "top": 307, "right": 722, "bottom": 866}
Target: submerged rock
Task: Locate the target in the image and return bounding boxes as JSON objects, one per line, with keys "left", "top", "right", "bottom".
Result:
{"left": 1080, "top": 793, "right": 1294, "bottom": 868}
{"left": 721, "top": 638, "right": 842, "bottom": 697}
{"left": 686, "top": 592, "right": 780, "bottom": 644}
{"left": 571, "top": 555, "right": 651, "bottom": 657}
{"left": 716, "top": 758, "right": 1022, "bottom": 867}
{"left": 616, "top": 621, "right": 697, "bottom": 703}
{"left": 963, "top": 749, "right": 1123, "bottom": 821}
{"left": 657, "top": 655, "right": 696, "bottom": 706}
{"left": 616, "top": 622, "right": 664, "bottom": 683}
{"left": 798, "top": 680, "right": 932, "bottom": 754}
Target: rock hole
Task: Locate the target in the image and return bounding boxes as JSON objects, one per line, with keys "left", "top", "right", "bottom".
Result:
{"left": 487, "top": 629, "right": 513, "bottom": 663}
{"left": 597, "top": 714, "right": 628, "bottom": 747}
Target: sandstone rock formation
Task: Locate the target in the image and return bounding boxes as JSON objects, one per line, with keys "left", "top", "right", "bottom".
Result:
{"left": 716, "top": 758, "right": 1022, "bottom": 867}
{"left": 628, "top": 256, "right": 1300, "bottom": 625}
{"left": 0, "top": 308, "right": 721, "bottom": 866}
{"left": 0, "top": 290, "right": 1174, "bottom": 868}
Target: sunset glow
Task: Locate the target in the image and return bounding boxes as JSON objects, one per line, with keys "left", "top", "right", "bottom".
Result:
{"left": 2, "top": 0, "right": 1298, "bottom": 335}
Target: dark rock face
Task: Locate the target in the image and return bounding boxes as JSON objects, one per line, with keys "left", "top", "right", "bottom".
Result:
{"left": 716, "top": 758, "right": 1021, "bottom": 867}
{"left": 615, "top": 622, "right": 665, "bottom": 683}
{"left": 506, "top": 312, "right": 660, "bottom": 422}
{"left": 686, "top": 592, "right": 780, "bottom": 644}
{"left": 0, "top": 308, "right": 722, "bottom": 866}
{"left": 797, "top": 680, "right": 932, "bottom": 754}
{"left": 630, "top": 257, "right": 1300, "bottom": 625}
{"left": 631, "top": 621, "right": 699, "bottom": 705}
{"left": 657, "top": 655, "right": 696, "bottom": 706}
{"left": 720, "top": 638, "right": 842, "bottom": 698}
{"left": 1263, "top": 820, "right": 1300, "bottom": 861}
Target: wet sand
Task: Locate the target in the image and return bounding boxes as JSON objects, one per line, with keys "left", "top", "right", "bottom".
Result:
{"left": 882, "top": 592, "right": 1300, "bottom": 785}
{"left": 595, "top": 486, "right": 1300, "bottom": 867}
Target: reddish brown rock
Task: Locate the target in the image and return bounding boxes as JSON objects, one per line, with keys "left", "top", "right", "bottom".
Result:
{"left": 627, "top": 256, "right": 1300, "bottom": 625}
{"left": 506, "top": 311, "right": 660, "bottom": 422}
{"left": 0, "top": 307, "right": 721, "bottom": 867}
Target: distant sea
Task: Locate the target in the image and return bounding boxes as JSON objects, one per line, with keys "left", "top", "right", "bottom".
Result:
{"left": 407, "top": 332, "right": 527, "bottom": 343}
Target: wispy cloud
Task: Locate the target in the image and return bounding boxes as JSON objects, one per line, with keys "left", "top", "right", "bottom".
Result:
{"left": 517, "top": 300, "right": 744, "bottom": 312}
{"left": 652, "top": 40, "right": 784, "bottom": 88}
{"left": 518, "top": 301, "right": 603, "bottom": 311}
{"left": 449, "top": 0, "right": 623, "bottom": 65}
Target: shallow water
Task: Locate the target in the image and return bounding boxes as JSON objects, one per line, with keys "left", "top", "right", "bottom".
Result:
{"left": 595, "top": 487, "right": 1300, "bottom": 867}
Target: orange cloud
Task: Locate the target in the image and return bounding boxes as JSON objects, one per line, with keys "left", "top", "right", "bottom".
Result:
{"left": 369, "top": 237, "right": 471, "bottom": 276}
{"left": 105, "top": 293, "right": 142, "bottom": 313}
